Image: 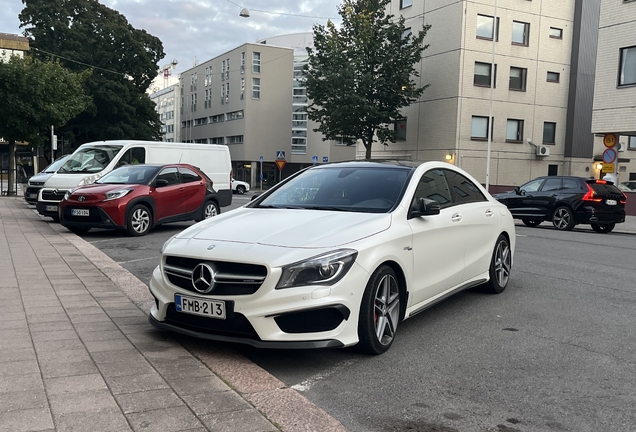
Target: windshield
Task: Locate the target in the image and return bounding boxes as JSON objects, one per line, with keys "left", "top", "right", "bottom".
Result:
{"left": 256, "top": 166, "right": 410, "bottom": 213}
{"left": 58, "top": 145, "right": 123, "bottom": 174}
{"left": 42, "top": 155, "right": 70, "bottom": 173}
{"left": 97, "top": 165, "right": 161, "bottom": 185}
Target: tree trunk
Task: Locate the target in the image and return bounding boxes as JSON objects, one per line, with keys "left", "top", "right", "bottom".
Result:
{"left": 7, "top": 139, "right": 16, "bottom": 196}
{"left": 365, "top": 142, "right": 372, "bottom": 160}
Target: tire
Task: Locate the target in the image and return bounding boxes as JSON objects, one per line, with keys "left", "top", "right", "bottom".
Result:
{"left": 203, "top": 201, "right": 219, "bottom": 219}
{"left": 552, "top": 206, "right": 575, "bottom": 231}
{"left": 126, "top": 204, "right": 152, "bottom": 236}
{"left": 591, "top": 223, "right": 615, "bottom": 233}
{"left": 69, "top": 227, "right": 91, "bottom": 235}
{"left": 236, "top": 185, "right": 246, "bottom": 195}
{"left": 482, "top": 234, "right": 512, "bottom": 294}
{"left": 357, "top": 265, "right": 401, "bottom": 355}
{"left": 522, "top": 219, "right": 541, "bottom": 228}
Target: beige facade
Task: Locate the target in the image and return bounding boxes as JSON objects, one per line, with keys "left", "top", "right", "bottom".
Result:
{"left": 363, "top": 0, "right": 596, "bottom": 187}
{"left": 150, "top": 84, "right": 180, "bottom": 143}
{"left": 591, "top": 0, "right": 636, "bottom": 184}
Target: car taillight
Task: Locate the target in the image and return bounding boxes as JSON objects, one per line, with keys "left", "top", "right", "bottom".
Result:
{"left": 582, "top": 184, "right": 603, "bottom": 202}
{"left": 595, "top": 179, "right": 607, "bottom": 184}
{"left": 620, "top": 192, "right": 627, "bottom": 205}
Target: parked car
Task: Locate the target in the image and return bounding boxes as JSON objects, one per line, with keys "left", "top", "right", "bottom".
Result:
{"left": 620, "top": 181, "right": 636, "bottom": 191}
{"left": 148, "top": 161, "right": 516, "bottom": 355}
{"left": 231, "top": 178, "right": 250, "bottom": 194}
{"left": 59, "top": 164, "right": 220, "bottom": 236}
{"left": 492, "top": 176, "right": 627, "bottom": 233}
{"left": 23, "top": 155, "right": 70, "bottom": 204}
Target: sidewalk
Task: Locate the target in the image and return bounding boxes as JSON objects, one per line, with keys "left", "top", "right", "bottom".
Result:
{"left": 0, "top": 196, "right": 347, "bottom": 432}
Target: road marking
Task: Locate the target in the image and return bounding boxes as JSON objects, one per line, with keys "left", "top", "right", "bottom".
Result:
{"left": 117, "top": 256, "right": 161, "bottom": 264}
{"left": 291, "top": 359, "right": 357, "bottom": 392}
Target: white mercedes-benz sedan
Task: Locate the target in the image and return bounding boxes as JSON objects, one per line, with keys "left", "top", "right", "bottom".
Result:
{"left": 148, "top": 161, "right": 515, "bottom": 354}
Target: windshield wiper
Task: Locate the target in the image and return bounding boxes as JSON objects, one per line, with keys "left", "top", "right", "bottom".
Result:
{"left": 302, "top": 206, "right": 348, "bottom": 212}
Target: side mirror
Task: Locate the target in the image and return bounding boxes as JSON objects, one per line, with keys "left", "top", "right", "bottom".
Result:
{"left": 155, "top": 179, "right": 169, "bottom": 187}
{"left": 250, "top": 193, "right": 261, "bottom": 201}
{"left": 408, "top": 197, "right": 441, "bottom": 219}
{"left": 514, "top": 187, "right": 521, "bottom": 195}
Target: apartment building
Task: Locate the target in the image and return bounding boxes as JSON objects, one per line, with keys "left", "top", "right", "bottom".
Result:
{"left": 591, "top": 0, "right": 636, "bottom": 185}
{"left": 150, "top": 84, "right": 180, "bottom": 142}
{"left": 369, "top": 0, "right": 601, "bottom": 188}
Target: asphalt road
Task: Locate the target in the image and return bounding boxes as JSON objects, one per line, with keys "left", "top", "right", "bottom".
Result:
{"left": 80, "top": 198, "right": 636, "bottom": 432}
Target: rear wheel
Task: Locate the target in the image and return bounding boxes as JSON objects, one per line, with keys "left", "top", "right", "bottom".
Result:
{"left": 357, "top": 265, "right": 401, "bottom": 355}
{"left": 482, "top": 235, "right": 512, "bottom": 294}
{"left": 522, "top": 219, "right": 541, "bottom": 227}
{"left": 591, "top": 223, "right": 615, "bottom": 233}
{"left": 203, "top": 201, "right": 219, "bottom": 219}
{"left": 552, "top": 206, "right": 575, "bottom": 231}
{"left": 236, "top": 185, "right": 246, "bottom": 195}
{"left": 127, "top": 204, "right": 151, "bottom": 236}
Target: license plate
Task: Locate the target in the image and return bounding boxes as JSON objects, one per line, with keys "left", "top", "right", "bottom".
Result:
{"left": 606, "top": 199, "right": 617, "bottom": 206}
{"left": 175, "top": 294, "right": 226, "bottom": 319}
{"left": 45, "top": 205, "right": 58, "bottom": 212}
{"left": 27, "top": 193, "right": 36, "bottom": 198}
{"left": 71, "top": 209, "right": 90, "bottom": 216}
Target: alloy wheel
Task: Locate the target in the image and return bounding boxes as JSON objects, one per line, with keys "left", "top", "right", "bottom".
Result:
{"left": 493, "top": 239, "right": 511, "bottom": 288}
{"left": 374, "top": 273, "right": 400, "bottom": 346}
{"left": 204, "top": 202, "right": 218, "bottom": 218}
{"left": 131, "top": 208, "right": 150, "bottom": 234}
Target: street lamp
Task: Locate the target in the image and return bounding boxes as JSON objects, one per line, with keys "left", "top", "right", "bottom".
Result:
{"left": 239, "top": 8, "right": 250, "bottom": 17}
{"left": 485, "top": 0, "right": 498, "bottom": 191}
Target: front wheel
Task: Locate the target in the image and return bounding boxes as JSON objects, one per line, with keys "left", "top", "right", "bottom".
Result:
{"left": 357, "top": 265, "right": 401, "bottom": 355}
{"left": 126, "top": 204, "right": 152, "bottom": 236}
{"left": 522, "top": 219, "right": 541, "bottom": 227}
{"left": 552, "top": 206, "right": 575, "bottom": 231}
{"left": 591, "top": 223, "right": 615, "bottom": 233}
{"left": 236, "top": 185, "right": 246, "bottom": 195}
{"left": 482, "top": 234, "right": 512, "bottom": 294}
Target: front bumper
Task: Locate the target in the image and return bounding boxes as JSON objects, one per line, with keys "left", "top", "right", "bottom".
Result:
{"left": 148, "top": 259, "right": 368, "bottom": 349}
{"left": 36, "top": 188, "right": 68, "bottom": 217}
{"left": 60, "top": 205, "right": 125, "bottom": 230}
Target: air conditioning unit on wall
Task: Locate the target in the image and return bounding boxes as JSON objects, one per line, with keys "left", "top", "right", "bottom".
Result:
{"left": 536, "top": 145, "right": 550, "bottom": 156}
{"left": 618, "top": 142, "right": 626, "bottom": 152}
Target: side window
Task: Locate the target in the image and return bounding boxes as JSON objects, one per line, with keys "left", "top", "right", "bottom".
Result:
{"left": 444, "top": 170, "right": 487, "bottom": 204}
{"left": 414, "top": 169, "right": 452, "bottom": 208}
{"left": 179, "top": 167, "right": 201, "bottom": 183}
{"left": 541, "top": 178, "right": 562, "bottom": 192}
{"left": 562, "top": 179, "right": 580, "bottom": 190}
{"left": 117, "top": 147, "right": 146, "bottom": 166}
{"left": 520, "top": 179, "right": 543, "bottom": 193}
{"left": 156, "top": 167, "right": 180, "bottom": 186}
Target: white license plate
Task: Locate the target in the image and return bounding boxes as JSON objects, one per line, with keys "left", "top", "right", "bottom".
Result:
{"left": 606, "top": 199, "right": 617, "bottom": 206}
{"left": 175, "top": 294, "right": 226, "bottom": 319}
{"left": 71, "top": 209, "right": 90, "bottom": 216}
{"left": 45, "top": 205, "right": 58, "bottom": 212}
{"left": 27, "top": 193, "right": 37, "bottom": 198}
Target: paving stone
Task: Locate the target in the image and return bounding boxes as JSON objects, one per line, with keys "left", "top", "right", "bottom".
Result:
{"left": 0, "top": 389, "right": 48, "bottom": 412}
{"left": 45, "top": 374, "right": 107, "bottom": 396}
{"left": 49, "top": 389, "right": 119, "bottom": 415}
{"left": 31, "top": 329, "right": 79, "bottom": 342}
{"left": 126, "top": 405, "right": 203, "bottom": 432}
{"left": 199, "top": 408, "right": 279, "bottom": 432}
{"left": 34, "top": 338, "right": 84, "bottom": 353}
{"left": 78, "top": 329, "right": 126, "bottom": 342}
{"left": 105, "top": 372, "right": 170, "bottom": 395}
{"left": 28, "top": 320, "right": 74, "bottom": 333}
{"left": 0, "top": 407, "right": 54, "bottom": 432}
{"left": 170, "top": 374, "right": 228, "bottom": 396}
{"left": 84, "top": 338, "right": 135, "bottom": 353}
{"left": 0, "top": 373, "right": 43, "bottom": 393}
{"left": 54, "top": 407, "right": 132, "bottom": 432}
{"left": 181, "top": 390, "right": 253, "bottom": 415}
{"left": 0, "top": 359, "right": 39, "bottom": 377}
{"left": 40, "top": 359, "right": 100, "bottom": 379}
{"left": 0, "top": 347, "right": 36, "bottom": 363}
{"left": 115, "top": 389, "right": 185, "bottom": 414}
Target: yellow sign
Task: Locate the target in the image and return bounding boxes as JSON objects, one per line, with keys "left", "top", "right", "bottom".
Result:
{"left": 603, "top": 133, "right": 617, "bottom": 148}
{"left": 601, "top": 163, "right": 615, "bottom": 173}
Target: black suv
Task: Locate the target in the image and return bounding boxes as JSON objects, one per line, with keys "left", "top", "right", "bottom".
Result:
{"left": 493, "top": 176, "right": 627, "bottom": 233}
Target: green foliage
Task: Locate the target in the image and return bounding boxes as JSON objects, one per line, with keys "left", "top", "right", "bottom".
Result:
{"left": 19, "top": 0, "right": 166, "bottom": 147}
{"left": 305, "top": 0, "right": 430, "bottom": 159}
{"left": 0, "top": 55, "right": 90, "bottom": 195}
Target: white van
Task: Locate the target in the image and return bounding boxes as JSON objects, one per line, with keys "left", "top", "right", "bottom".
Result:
{"left": 37, "top": 140, "right": 232, "bottom": 219}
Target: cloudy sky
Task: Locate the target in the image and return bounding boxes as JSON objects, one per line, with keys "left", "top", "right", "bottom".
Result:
{"left": 1, "top": 0, "right": 342, "bottom": 75}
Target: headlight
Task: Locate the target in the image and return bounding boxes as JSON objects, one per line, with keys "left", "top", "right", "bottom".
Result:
{"left": 78, "top": 172, "right": 105, "bottom": 186}
{"left": 276, "top": 249, "right": 358, "bottom": 289}
{"left": 160, "top": 235, "right": 177, "bottom": 254}
{"left": 102, "top": 189, "right": 133, "bottom": 201}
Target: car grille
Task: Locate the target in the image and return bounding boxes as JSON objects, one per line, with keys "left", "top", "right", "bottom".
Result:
{"left": 41, "top": 189, "right": 67, "bottom": 201}
{"left": 62, "top": 206, "right": 104, "bottom": 223}
{"left": 29, "top": 181, "right": 45, "bottom": 186}
{"left": 163, "top": 256, "right": 268, "bottom": 296}
{"left": 165, "top": 303, "right": 260, "bottom": 340}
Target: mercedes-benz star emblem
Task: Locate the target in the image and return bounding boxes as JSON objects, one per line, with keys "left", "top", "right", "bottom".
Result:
{"left": 78, "top": 196, "right": 86, "bottom": 202}
{"left": 191, "top": 263, "right": 216, "bottom": 293}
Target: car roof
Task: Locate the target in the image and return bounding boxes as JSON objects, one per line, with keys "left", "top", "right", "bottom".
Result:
{"left": 311, "top": 160, "right": 430, "bottom": 170}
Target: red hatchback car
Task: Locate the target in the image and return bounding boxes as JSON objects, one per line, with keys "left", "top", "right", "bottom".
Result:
{"left": 60, "top": 164, "right": 221, "bottom": 236}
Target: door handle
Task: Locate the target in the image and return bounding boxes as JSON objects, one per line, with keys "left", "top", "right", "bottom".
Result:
{"left": 451, "top": 213, "right": 462, "bottom": 222}
{"left": 485, "top": 209, "right": 494, "bottom": 217}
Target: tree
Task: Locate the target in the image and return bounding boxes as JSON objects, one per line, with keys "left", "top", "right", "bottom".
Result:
{"left": 19, "top": 0, "right": 165, "bottom": 147}
{"left": 305, "top": 0, "right": 430, "bottom": 160}
{"left": 0, "top": 56, "right": 90, "bottom": 195}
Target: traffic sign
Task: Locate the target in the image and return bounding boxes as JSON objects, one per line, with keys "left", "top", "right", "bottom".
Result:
{"left": 276, "top": 151, "right": 286, "bottom": 160}
{"left": 259, "top": 156, "right": 263, "bottom": 163}
{"left": 323, "top": 156, "right": 329, "bottom": 163}
{"left": 603, "top": 133, "right": 617, "bottom": 148}
{"left": 601, "top": 163, "right": 615, "bottom": 173}
{"left": 275, "top": 160, "right": 286, "bottom": 171}
{"left": 312, "top": 156, "right": 318, "bottom": 164}
{"left": 602, "top": 148, "right": 617, "bottom": 163}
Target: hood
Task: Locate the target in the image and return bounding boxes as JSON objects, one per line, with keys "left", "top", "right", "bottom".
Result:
{"left": 28, "top": 172, "right": 53, "bottom": 185}
{"left": 177, "top": 207, "right": 392, "bottom": 248}
{"left": 43, "top": 172, "right": 99, "bottom": 189}
{"left": 73, "top": 183, "right": 141, "bottom": 195}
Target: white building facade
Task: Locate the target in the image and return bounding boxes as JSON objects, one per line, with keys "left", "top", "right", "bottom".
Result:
{"left": 150, "top": 84, "right": 180, "bottom": 142}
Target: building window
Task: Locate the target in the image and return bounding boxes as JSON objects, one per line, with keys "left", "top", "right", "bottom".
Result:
{"left": 210, "top": 114, "right": 224, "bottom": 123}
{"left": 335, "top": 137, "right": 356, "bottom": 145}
{"left": 194, "top": 117, "right": 207, "bottom": 126}
{"left": 221, "top": 60, "right": 226, "bottom": 81}
{"left": 227, "top": 135, "right": 244, "bottom": 144}
{"left": 471, "top": 116, "right": 492, "bottom": 140}
{"left": 628, "top": 136, "right": 636, "bottom": 150}
{"left": 395, "top": 119, "right": 407, "bottom": 141}
{"left": 210, "top": 137, "right": 224, "bottom": 144}
{"left": 506, "top": 119, "right": 524, "bottom": 142}
{"left": 227, "top": 110, "right": 244, "bottom": 120}
{"left": 252, "top": 52, "right": 261, "bottom": 73}
{"left": 476, "top": 14, "right": 499, "bottom": 41}
{"left": 252, "top": 78, "right": 261, "bottom": 99}
{"left": 241, "top": 52, "right": 245, "bottom": 73}
{"left": 241, "top": 77, "right": 245, "bottom": 99}
{"left": 509, "top": 67, "right": 527, "bottom": 91}
{"left": 549, "top": 27, "right": 563, "bottom": 39}
{"left": 291, "top": 137, "right": 307, "bottom": 154}
{"left": 548, "top": 165, "right": 559, "bottom": 176}
{"left": 402, "top": 28, "right": 412, "bottom": 40}
{"left": 474, "top": 62, "right": 496, "bottom": 87}
{"left": 400, "top": 0, "right": 412, "bottom": 8}
{"left": 619, "top": 46, "right": 636, "bottom": 86}
{"left": 543, "top": 122, "right": 556, "bottom": 144}
{"left": 512, "top": 21, "right": 530, "bottom": 46}
{"left": 547, "top": 71, "right": 560, "bottom": 83}
{"left": 226, "top": 58, "right": 230, "bottom": 80}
